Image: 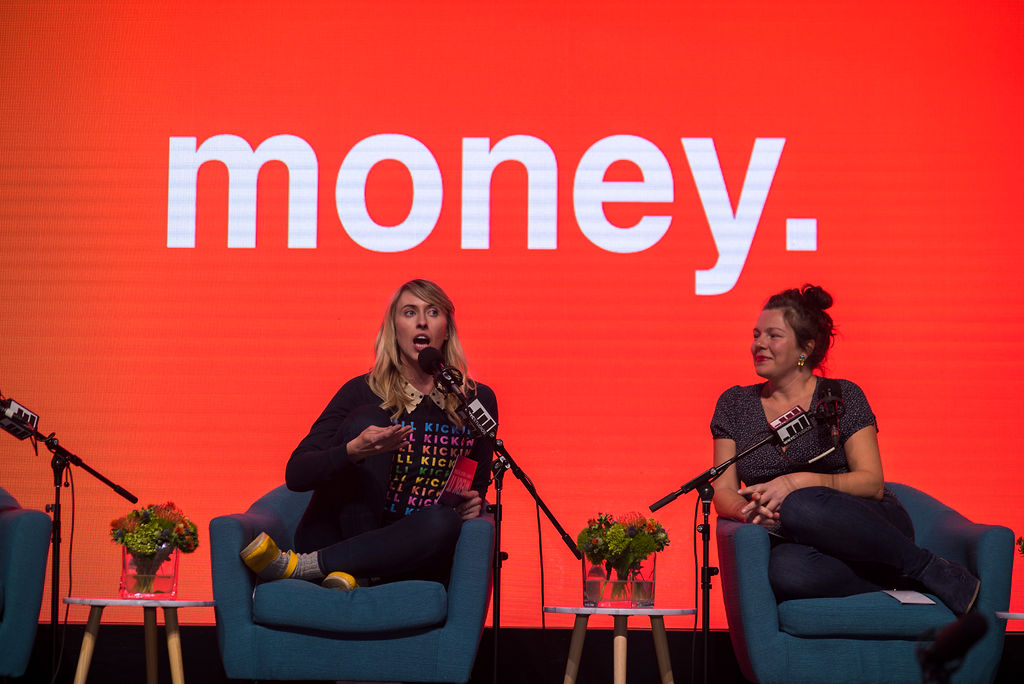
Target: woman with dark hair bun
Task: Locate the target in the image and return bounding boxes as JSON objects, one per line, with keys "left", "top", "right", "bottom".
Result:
{"left": 709, "top": 284, "right": 980, "bottom": 614}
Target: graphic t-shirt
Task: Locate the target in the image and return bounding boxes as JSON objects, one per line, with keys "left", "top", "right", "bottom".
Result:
{"left": 287, "top": 373, "right": 498, "bottom": 534}
{"left": 386, "top": 386, "right": 483, "bottom": 518}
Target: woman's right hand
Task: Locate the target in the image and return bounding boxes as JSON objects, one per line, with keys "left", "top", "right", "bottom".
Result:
{"left": 346, "top": 424, "right": 413, "bottom": 463}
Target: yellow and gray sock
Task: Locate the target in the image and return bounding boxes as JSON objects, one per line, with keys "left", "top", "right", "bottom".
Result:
{"left": 240, "top": 532, "right": 324, "bottom": 581}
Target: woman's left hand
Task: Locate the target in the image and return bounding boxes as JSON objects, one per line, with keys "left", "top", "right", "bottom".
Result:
{"left": 455, "top": 490, "right": 483, "bottom": 521}
{"left": 738, "top": 474, "right": 799, "bottom": 524}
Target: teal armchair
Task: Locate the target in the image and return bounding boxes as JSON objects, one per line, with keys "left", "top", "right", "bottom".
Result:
{"left": 716, "top": 482, "right": 1014, "bottom": 683}
{"left": 209, "top": 484, "right": 494, "bottom": 682}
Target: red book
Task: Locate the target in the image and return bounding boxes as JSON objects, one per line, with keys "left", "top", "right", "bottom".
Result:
{"left": 437, "top": 454, "right": 477, "bottom": 507}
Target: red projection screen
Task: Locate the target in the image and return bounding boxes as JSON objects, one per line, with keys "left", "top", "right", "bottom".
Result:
{"left": 1, "top": 1, "right": 1022, "bottom": 629}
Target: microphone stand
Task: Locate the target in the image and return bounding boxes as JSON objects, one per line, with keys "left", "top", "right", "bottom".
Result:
{"left": 425, "top": 362, "right": 580, "bottom": 684}
{"left": 488, "top": 438, "right": 580, "bottom": 684}
{"left": 649, "top": 430, "right": 779, "bottom": 684}
{"left": 18, "top": 423, "right": 137, "bottom": 676}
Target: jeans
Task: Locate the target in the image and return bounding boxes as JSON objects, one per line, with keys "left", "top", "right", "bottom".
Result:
{"left": 770, "top": 486, "right": 931, "bottom": 602}
{"left": 310, "top": 503, "right": 464, "bottom": 585}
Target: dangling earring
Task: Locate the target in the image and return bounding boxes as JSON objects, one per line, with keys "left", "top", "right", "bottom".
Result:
{"left": 797, "top": 354, "right": 806, "bottom": 367}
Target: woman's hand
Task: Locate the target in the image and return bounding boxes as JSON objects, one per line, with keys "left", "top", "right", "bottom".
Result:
{"left": 739, "top": 498, "right": 779, "bottom": 528}
{"left": 454, "top": 490, "right": 483, "bottom": 520}
{"left": 738, "top": 474, "right": 799, "bottom": 526}
{"left": 346, "top": 424, "right": 412, "bottom": 463}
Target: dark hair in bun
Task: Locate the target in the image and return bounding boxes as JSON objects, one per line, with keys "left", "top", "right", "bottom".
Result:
{"left": 764, "top": 284, "right": 835, "bottom": 370}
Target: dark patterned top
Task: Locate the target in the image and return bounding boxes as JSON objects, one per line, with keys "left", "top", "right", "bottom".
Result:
{"left": 710, "top": 377, "right": 877, "bottom": 486}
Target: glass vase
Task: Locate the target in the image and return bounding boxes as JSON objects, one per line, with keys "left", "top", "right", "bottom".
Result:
{"left": 120, "top": 547, "right": 179, "bottom": 599}
{"left": 582, "top": 554, "right": 656, "bottom": 608}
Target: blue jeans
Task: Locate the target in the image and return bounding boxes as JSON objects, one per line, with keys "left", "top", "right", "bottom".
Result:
{"left": 770, "top": 486, "right": 930, "bottom": 602}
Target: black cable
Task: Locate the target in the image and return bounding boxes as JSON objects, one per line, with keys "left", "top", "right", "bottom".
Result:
{"left": 691, "top": 494, "right": 700, "bottom": 684}
{"left": 536, "top": 501, "right": 546, "bottom": 629}
{"left": 49, "top": 466, "right": 74, "bottom": 684}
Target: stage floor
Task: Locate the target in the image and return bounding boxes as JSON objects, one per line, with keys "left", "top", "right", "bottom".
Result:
{"left": 17, "top": 624, "right": 1024, "bottom": 684}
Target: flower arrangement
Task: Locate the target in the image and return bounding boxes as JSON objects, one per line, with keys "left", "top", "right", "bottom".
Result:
{"left": 110, "top": 501, "right": 199, "bottom": 558}
{"left": 577, "top": 512, "right": 670, "bottom": 580}
{"left": 111, "top": 502, "right": 199, "bottom": 596}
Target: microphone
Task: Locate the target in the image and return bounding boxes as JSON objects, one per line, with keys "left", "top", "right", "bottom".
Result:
{"left": 917, "top": 612, "right": 988, "bottom": 682}
{"left": 653, "top": 403, "right": 815, "bottom": 506}
{"left": 417, "top": 348, "right": 498, "bottom": 438}
{"left": 418, "top": 347, "right": 465, "bottom": 392}
{"left": 416, "top": 346, "right": 447, "bottom": 374}
{"left": 769, "top": 405, "right": 813, "bottom": 446}
{"left": 815, "top": 379, "right": 846, "bottom": 450}
{"left": 1, "top": 395, "right": 39, "bottom": 440}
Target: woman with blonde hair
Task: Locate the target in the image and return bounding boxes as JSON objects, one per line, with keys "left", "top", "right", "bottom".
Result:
{"left": 241, "top": 279, "right": 497, "bottom": 589}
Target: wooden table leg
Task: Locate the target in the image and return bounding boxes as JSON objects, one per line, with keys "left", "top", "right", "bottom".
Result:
{"left": 164, "top": 607, "right": 185, "bottom": 684}
{"left": 72, "top": 605, "right": 104, "bottom": 684}
{"left": 612, "top": 615, "right": 628, "bottom": 684}
{"left": 563, "top": 613, "right": 589, "bottom": 684}
{"left": 143, "top": 606, "right": 158, "bottom": 684}
{"left": 650, "top": 615, "right": 674, "bottom": 684}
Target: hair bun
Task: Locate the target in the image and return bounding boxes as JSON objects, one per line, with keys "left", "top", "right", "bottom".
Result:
{"left": 801, "top": 284, "right": 833, "bottom": 311}
{"left": 763, "top": 284, "right": 836, "bottom": 370}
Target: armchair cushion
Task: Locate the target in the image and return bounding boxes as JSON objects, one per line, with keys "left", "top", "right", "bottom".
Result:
{"left": 778, "top": 593, "right": 954, "bottom": 638}
{"left": 253, "top": 577, "right": 447, "bottom": 633}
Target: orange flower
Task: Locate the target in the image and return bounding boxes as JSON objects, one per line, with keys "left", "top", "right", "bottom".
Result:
{"left": 618, "top": 511, "right": 646, "bottom": 527}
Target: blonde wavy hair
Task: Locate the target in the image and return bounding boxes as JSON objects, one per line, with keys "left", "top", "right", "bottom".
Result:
{"left": 368, "top": 279, "right": 475, "bottom": 423}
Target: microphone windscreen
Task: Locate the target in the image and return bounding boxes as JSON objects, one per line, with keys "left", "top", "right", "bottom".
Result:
{"left": 821, "top": 378, "right": 843, "bottom": 399}
{"left": 417, "top": 347, "right": 444, "bottom": 374}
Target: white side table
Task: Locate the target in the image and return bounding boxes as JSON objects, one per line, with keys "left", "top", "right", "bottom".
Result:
{"left": 64, "top": 597, "right": 215, "bottom": 684}
{"left": 543, "top": 606, "right": 695, "bottom": 684}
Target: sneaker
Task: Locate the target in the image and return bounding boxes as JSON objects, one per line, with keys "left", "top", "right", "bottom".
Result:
{"left": 240, "top": 532, "right": 298, "bottom": 580}
{"left": 322, "top": 571, "right": 359, "bottom": 591}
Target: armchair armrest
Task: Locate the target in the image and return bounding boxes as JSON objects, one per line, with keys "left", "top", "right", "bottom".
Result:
{"left": 716, "top": 518, "right": 782, "bottom": 682}
{"left": 438, "top": 518, "right": 493, "bottom": 651}
{"left": 209, "top": 500, "right": 295, "bottom": 669}
{"left": 0, "top": 506, "right": 51, "bottom": 677}
{"left": 886, "top": 482, "right": 1015, "bottom": 613}
{"left": 923, "top": 509, "right": 1014, "bottom": 615}
{"left": 717, "top": 517, "right": 781, "bottom": 623}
